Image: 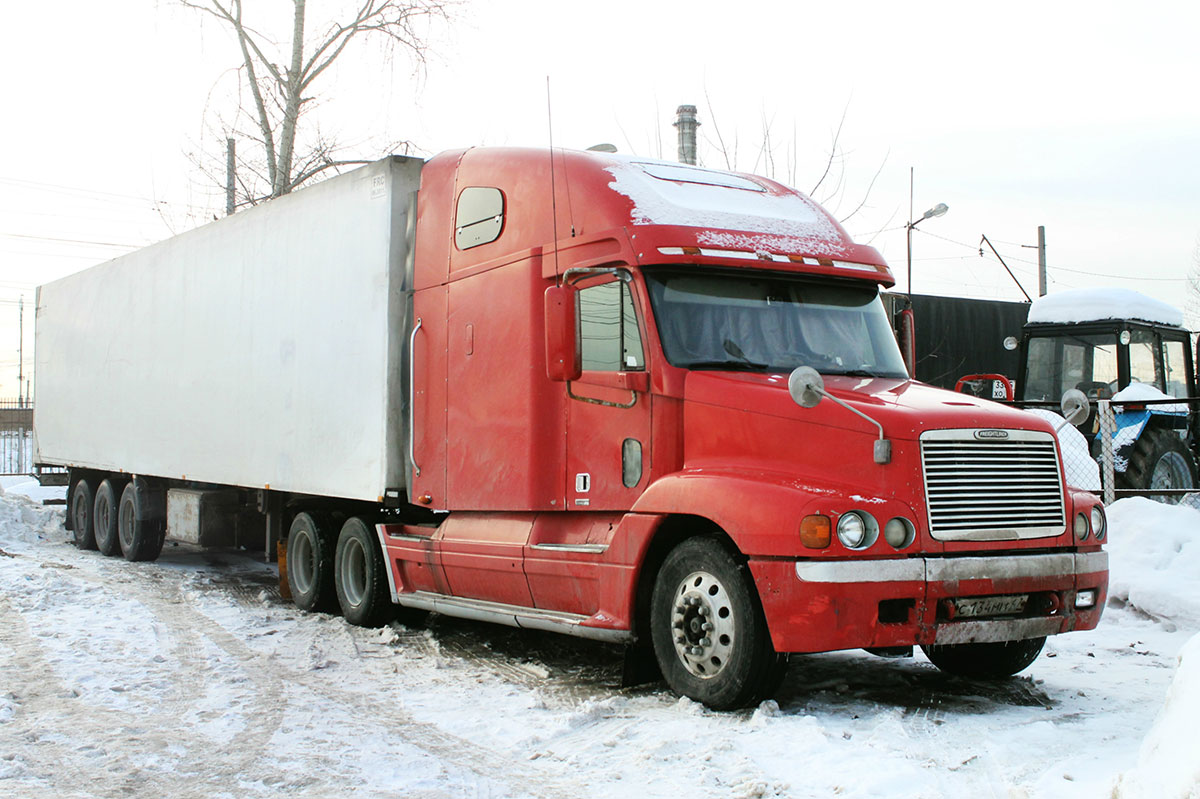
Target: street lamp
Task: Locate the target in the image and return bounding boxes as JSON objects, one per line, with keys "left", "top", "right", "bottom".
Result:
{"left": 906, "top": 201, "right": 948, "bottom": 296}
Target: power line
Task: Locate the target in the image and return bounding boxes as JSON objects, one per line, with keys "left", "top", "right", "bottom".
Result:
{"left": 0, "top": 232, "right": 142, "bottom": 249}
{"left": 912, "top": 227, "right": 1189, "bottom": 283}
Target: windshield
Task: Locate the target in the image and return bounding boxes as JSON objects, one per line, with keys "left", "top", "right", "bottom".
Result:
{"left": 643, "top": 268, "right": 908, "bottom": 378}
{"left": 1023, "top": 332, "right": 1119, "bottom": 401}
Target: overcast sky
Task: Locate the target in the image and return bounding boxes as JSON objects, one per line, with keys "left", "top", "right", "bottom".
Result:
{"left": 1, "top": 0, "right": 1197, "bottom": 395}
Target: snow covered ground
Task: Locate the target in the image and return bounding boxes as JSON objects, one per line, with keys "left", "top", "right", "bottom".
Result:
{"left": 1, "top": 477, "right": 1197, "bottom": 799}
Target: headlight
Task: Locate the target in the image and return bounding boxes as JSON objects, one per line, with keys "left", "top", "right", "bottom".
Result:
{"left": 1090, "top": 505, "right": 1106, "bottom": 541}
{"left": 837, "top": 512, "right": 867, "bottom": 548}
{"left": 836, "top": 511, "right": 878, "bottom": 550}
{"left": 883, "top": 517, "right": 916, "bottom": 549}
{"left": 1074, "top": 513, "right": 1090, "bottom": 540}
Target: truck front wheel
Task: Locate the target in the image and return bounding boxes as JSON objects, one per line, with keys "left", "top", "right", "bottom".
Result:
{"left": 287, "top": 512, "right": 338, "bottom": 613}
{"left": 650, "top": 536, "right": 787, "bottom": 710}
{"left": 920, "top": 637, "right": 1045, "bottom": 679}
{"left": 334, "top": 517, "right": 392, "bottom": 627}
{"left": 69, "top": 477, "right": 97, "bottom": 550}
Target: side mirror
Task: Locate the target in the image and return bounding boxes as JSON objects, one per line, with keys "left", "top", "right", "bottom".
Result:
{"left": 544, "top": 284, "right": 581, "bottom": 382}
{"left": 1060, "top": 388, "right": 1090, "bottom": 427}
{"left": 788, "top": 366, "right": 825, "bottom": 408}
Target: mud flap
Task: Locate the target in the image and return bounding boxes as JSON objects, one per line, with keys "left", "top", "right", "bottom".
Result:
{"left": 277, "top": 539, "right": 292, "bottom": 601}
{"left": 620, "top": 643, "right": 662, "bottom": 688}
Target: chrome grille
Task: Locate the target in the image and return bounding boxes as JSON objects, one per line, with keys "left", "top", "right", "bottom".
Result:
{"left": 921, "top": 429, "right": 1066, "bottom": 541}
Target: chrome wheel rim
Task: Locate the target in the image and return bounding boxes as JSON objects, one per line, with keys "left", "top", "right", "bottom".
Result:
{"left": 117, "top": 495, "right": 134, "bottom": 551}
{"left": 1151, "top": 451, "right": 1193, "bottom": 503}
{"left": 340, "top": 535, "right": 367, "bottom": 608}
{"left": 291, "top": 531, "right": 315, "bottom": 595}
{"left": 670, "top": 570, "right": 736, "bottom": 679}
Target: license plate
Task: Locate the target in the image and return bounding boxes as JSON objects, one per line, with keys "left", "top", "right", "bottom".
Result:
{"left": 953, "top": 594, "right": 1028, "bottom": 618}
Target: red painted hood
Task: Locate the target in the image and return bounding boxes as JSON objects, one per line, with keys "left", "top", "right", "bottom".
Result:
{"left": 682, "top": 371, "right": 1054, "bottom": 441}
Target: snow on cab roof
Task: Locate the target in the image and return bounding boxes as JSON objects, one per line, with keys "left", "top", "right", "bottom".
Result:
{"left": 603, "top": 157, "right": 850, "bottom": 256}
{"left": 1027, "top": 288, "right": 1184, "bottom": 327}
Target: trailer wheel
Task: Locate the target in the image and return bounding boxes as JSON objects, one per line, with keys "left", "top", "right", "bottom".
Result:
{"left": 93, "top": 478, "right": 125, "bottom": 556}
{"left": 649, "top": 536, "right": 787, "bottom": 710}
{"left": 920, "top": 637, "right": 1046, "bottom": 679}
{"left": 287, "top": 512, "right": 338, "bottom": 613}
{"left": 1120, "top": 429, "right": 1195, "bottom": 504}
{"left": 118, "top": 479, "right": 166, "bottom": 562}
{"left": 69, "top": 477, "right": 97, "bottom": 550}
{"left": 335, "top": 517, "right": 392, "bottom": 627}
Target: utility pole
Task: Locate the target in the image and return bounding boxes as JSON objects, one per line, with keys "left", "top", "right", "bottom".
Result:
{"left": 1037, "top": 225, "right": 1047, "bottom": 296}
{"left": 17, "top": 296, "right": 23, "bottom": 407}
{"left": 226, "top": 138, "right": 237, "bottom": 216}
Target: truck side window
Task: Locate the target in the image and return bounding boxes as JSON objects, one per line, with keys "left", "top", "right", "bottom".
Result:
{"left": 579, "top": 280, "right": 645, "bottom": 371}
{"left": 455, "top": 187, "right": 504, "bottom": 249}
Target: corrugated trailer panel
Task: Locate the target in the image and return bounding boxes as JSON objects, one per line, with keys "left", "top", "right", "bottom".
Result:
{"left": 34, "top": 157, "right": 423, "bottom": 502}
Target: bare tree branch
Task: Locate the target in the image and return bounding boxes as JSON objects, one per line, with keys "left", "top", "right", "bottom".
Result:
{"left": 838, "top": 149, "right": 889, "bottom": 225}
{"left": 182, "top": 0, "right": 454, "bottom": 206}
{"left": 810, "top": 101, "right": 849, "bottom": 197}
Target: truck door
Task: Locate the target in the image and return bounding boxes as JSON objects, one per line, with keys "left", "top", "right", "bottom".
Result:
{"left": 565, "top": 276, "right": 652, "bottom": 510}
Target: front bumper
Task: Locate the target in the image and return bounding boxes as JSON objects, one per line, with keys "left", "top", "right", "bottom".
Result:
{"left": 749, "top": 551, "right": 1108, "bottom": 654}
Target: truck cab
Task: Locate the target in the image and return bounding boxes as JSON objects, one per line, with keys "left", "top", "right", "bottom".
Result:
{"left": 387, "top": 149, "right": 1109, "bottom": 708}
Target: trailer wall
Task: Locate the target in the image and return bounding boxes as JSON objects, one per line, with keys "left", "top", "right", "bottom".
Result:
{"left": 34, "top": 157, "right": 423, "bottom": 502}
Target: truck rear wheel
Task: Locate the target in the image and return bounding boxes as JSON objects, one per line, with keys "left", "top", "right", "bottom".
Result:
{"left": 69, "top": 477, "right": 97, "bottom": 550}
{"left": 118, "top": 479, "right": 166, "bottom": 562}
{"left": 335, "top": 517, "right": 392, "bottom": 627}
{"left": 650, "top": 536, "right": 786, "bottom": 710}
{"left": 1120, "top": 429, "right": 1195, "bottom": 504}
{"left": 93, "top": 478, "right": 126, "bottom": 556}
{"left": 920, "top": 637, "right": 1045, "bottom": 679}
{"left": 287, "top": 512, "right": 338, "bottom": 613}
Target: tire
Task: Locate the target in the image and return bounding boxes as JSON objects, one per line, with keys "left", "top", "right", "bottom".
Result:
{"left": 649, "top": 536, "right": 787, "bottom": 710}
{"left": 1119, "top": 428, "right": 1196, "bottom": 504}
{"left": 921, "top": 636, "right": 1046, "bottom": 679}
{"left": 334, "top": 516, "right": 393, "bottom": 627}
{"left": 287, "top": 512, "right": 338, "bottom": 613}
{"left": 69, "top": 477, "right": 97, "bottom": 550}
{"left": 118, "top": 478, "right": 166, "bottom": 562}
{"left": 93, "top": 478, "right": 125, "bottom": 556}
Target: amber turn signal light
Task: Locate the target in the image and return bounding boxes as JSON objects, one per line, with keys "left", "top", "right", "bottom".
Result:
{"left": 801, "top": 515, "right": 831, "bottom": 549}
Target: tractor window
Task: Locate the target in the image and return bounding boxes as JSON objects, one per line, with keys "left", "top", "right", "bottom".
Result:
{"left": 1023, "top": 333, "right": 1118, "bottom": 402}
{"left": 1163, "top": 339, "right": 1188, "bottom": 397}
{"left": 1129, "top": 330, "right": 1161, "bottom": 389}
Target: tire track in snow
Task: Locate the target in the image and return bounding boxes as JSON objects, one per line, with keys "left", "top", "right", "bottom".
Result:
{"left": 2, "top": 542, "right": 584, "bottom": 798}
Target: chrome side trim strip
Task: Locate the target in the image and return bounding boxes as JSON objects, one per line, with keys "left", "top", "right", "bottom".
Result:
{"left": 373, "top": 523, "right": 402, "bottom": 604}
{"left": 529, "top": 543, "right": 609, "bottom": 554}
{"left": 395, "top": 590, "right": 633, "bottom": 644}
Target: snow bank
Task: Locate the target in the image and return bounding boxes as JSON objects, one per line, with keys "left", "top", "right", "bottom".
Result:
{"left": 1105, "top": 498, "right": 1200, "bottom": 629}
{"left": 1027, "top": 288, "right": 1184, "bottom": 327}
{"left": 1024, "top": 407, "right": 1100, "bottom": 490}
{"left": 1112, "top": 633, "right": 1200, "bottom": 798}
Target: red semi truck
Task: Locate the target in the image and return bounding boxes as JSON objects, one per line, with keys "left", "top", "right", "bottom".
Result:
{"left": 36, "top": 147, "right": 1108, "bottom": 709}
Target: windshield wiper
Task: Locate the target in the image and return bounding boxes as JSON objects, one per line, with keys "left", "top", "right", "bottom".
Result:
{"left": 680, "top": 359, "right": 771, "bottom": 371}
